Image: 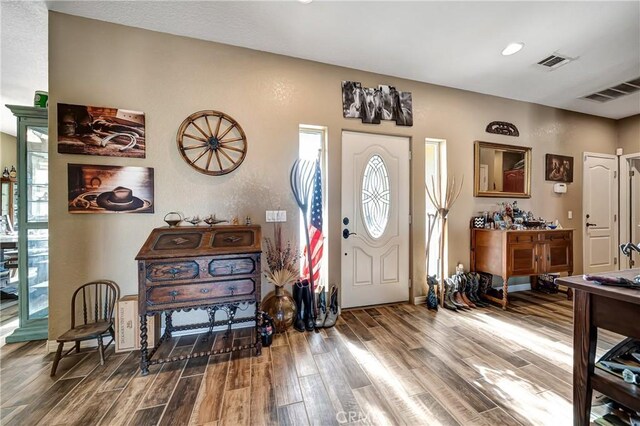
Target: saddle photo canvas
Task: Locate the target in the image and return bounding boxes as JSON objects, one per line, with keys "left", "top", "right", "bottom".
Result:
{"left": 58, "top": 103, "right": 146, "bottom": 158}
{"left": 68, "top": 164, "right": 154, "bottom": 214}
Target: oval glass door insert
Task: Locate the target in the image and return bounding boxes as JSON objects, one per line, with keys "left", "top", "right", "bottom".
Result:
{"left": 361, "top": 154, "right": 390, "bottom": 238}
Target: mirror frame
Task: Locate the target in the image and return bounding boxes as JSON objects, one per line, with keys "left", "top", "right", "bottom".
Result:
{"left": 474, "top": 141, "right": 532, "bottom": 198}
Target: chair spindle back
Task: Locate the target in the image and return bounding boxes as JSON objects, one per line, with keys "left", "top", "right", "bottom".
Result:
{"left": 71, "top": 280, "right": 119, "bottom": 328}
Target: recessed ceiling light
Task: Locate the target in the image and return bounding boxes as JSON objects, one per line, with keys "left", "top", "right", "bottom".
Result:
{"left": 298, "top": 0, "right": 313, "bottom": 3}
{"left": 502, "top": 42, "right": 524, "bottom": 56}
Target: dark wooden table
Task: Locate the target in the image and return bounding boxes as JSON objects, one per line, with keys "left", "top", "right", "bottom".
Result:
{"left": 557, "top": 269, "right": 640, "bottom": 426}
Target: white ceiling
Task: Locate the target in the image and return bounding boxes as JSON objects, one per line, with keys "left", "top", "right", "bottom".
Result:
{"left": 2, "top": 1, "right": 639, "bottom": 136}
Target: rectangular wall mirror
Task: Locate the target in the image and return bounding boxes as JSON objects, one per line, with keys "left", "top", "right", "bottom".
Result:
{"left": 474, "top": 141, "right": 531, "bottom": 198}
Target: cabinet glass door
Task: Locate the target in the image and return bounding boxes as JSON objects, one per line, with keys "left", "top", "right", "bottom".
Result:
{"left": 24, "top": 126, "right": 49, "bottom": 321}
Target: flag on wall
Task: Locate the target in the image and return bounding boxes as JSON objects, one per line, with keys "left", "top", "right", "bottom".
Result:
{"left": 302, "top": 159, "right": 323, "bottom": 283}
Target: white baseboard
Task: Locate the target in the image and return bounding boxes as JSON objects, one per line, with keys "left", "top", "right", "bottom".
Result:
{"left": 413, "top": 296, "right": 427, "bottom": 305}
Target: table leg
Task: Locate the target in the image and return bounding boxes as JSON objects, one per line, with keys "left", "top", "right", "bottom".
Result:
{"left": 140, "top": 314, "right": 149, "bottom": 376}
{"left": 502, "top": 276, "right": 509, "bottom": 310}
{"left": 573, "top": 290, "right": 597, "bottom": 426}
{"left": 255, "top": 302, "right": 262, "bottom": 356}
{"left": 165, "top": 311, "right": 173, "bottom": 338}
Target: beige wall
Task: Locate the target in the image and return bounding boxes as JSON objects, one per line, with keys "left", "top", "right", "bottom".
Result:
{"left": 49, "top": 13, "right": 619, "bottom": 338}
{"left": 0, "top": 132, "right": 17, "bottom": 172}
{"left": 617, "top": 114, "right": 640, "bottom": 154}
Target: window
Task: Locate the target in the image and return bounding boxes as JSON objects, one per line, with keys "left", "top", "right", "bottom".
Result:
{"left": 361, "top": 154, "right": 390, "bottom": 239}
{"left": 298, "top": 125, "right": 327, "bottom": 285}
{"left": 425, "top": 139, "right": 445, "bottom": 278}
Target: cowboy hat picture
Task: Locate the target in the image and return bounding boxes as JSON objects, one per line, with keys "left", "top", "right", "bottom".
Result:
{"left": 58, "top": 103, "right": 146, "bottom": 158}
{"left": 68, "top": 164, "right": 154, "bottom": 214}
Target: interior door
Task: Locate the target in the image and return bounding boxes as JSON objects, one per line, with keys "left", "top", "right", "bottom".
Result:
{"left": 341, "top": 131, "right": 410, "bottom": 308}
{"left": 620, "top": 155, "right": 640, "bottom": 268}
{"left": 583, "top": 153, "right": 618, "bottom": 274}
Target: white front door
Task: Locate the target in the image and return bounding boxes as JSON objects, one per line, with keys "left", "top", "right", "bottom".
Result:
{"left": 583, "top": 152, "right": 618, "bottom": 273}
{"left": 341, "top": 131, "right": 410, "bottom": 308}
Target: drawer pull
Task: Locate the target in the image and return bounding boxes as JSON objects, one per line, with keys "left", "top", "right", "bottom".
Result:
{"left": 224, "top": 236, "right": 242, "bottom": 243}
{"left": 200, "top": 288, "right": 210, "bottom": 294}
{"left": 168, "top": 267, "right": 180, "bottom": 276}
{"left": 229, "top": 265, "right": 235, "bottom": 274}
{"left": 169, "top": 290, "right": 180, "bottom": 301}
{"left": 228, "top": 286, "right": 236, "bottom": 296}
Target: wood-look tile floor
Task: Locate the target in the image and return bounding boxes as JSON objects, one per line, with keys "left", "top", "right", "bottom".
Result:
{"left": 0, "top": 291, "right": 623, "bottom": 425}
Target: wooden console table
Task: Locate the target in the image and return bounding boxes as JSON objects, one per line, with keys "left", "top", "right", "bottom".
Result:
{"left": 557, "top": 270, "right": 640, "bottom": 426}
{"left": 136, "top": 225, "right": 262, "bottom": 375}
{"left": 471, "top": 228, "right": 573, "bottom": 309}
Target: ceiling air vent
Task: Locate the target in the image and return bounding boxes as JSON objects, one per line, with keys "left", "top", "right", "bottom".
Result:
{"left": 582, "top": 77, "right": 640, "bottom": 103}
{"left": 536, "top": 53, "right": 574, "bottom": 70}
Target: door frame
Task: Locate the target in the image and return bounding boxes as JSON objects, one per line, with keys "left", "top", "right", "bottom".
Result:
{"left": 620, "top": 152, "right": 640, "bottom": 269}
{"left": 340, "top": 128, "right": 413, "bottom": 307}
{"left": 582, "top": 151, "right": 618, "bottom": 273}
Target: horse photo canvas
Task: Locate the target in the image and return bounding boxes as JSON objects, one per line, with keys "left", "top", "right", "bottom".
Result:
{"left": 58, "top": 103, "right": 146, "bottom": 158}
{"left": 361, "top": 87, "right": 382, "bottom": 124}
{"left": 379, "top": 85, "right": 397, "bottom": 121}
{"left": 545, "top": 154, "right": 573, "bottom": 183}
{"left": 395, "top": 91, "right": 413, "bottom": 126}
{"left": 342, "top": 81, "right": 363, "bottom": 118}
{"left": 68, "top": 164, "right": 154, "bottom": 214}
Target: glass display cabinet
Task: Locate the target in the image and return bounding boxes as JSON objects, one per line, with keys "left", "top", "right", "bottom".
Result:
{"left": 5, "top": 105, "right": 49, "bottom": 342}
{"left": 1, "top": 176, "right": 17, "bottom": 230}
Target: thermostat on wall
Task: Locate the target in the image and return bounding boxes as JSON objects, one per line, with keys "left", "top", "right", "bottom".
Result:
{"left": 553, "top": 183, "right": 567, "bottom": 194}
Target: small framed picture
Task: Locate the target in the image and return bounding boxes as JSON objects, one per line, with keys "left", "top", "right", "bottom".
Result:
{"left": 545, "top": 154, "right": 573, "bottom": 183}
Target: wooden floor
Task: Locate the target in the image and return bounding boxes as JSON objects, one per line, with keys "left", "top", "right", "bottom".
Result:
{"left": 0, "top": 291, "right": 623, "bottom": 426}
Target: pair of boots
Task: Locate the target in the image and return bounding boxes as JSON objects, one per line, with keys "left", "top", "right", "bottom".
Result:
{"left": 293, "top": 280, "right": 315, "bottom": 332}
{"left": 443, "top": 277, "right": 466, "bottom": 311}
{"left": 315, "top": 285, "right": 338, "bottom": 328}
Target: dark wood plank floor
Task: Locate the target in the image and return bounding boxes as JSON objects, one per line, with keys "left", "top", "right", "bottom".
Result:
{"left": 0, "top": 291, "right": 621, "bottom": 425}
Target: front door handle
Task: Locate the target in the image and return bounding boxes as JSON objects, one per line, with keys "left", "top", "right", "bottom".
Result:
{"left": 343, "top": 229, "right": 357, "bottom": 239}
{"left": 586, "top": 222, "right": 597, "bottom": 227}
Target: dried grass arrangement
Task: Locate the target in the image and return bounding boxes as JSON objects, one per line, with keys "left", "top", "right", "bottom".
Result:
{"left": 264, "top": 223, "right": 299, "bottom": 287}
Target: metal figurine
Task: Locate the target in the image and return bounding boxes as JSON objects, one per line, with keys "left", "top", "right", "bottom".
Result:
{"left": 290, "top": 159, "right": 317, "bottom": 324}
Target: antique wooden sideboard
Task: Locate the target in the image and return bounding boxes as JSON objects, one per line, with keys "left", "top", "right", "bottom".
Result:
{"left": 557, "top": 270, "right": 640, "bottom": 426}
{"left": 470, "top": 228, "right": 573, "bottom": 309}
{"left": 136, "top": 225, "right": 262, "bottom": 375}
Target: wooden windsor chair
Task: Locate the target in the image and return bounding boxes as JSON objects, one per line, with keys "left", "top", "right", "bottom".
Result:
{"left": 50, "top": 280, "right": 119, "bottom": 376}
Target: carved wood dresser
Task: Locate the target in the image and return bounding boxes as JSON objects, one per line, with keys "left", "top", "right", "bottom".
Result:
{"left": 136, "top": 225, "right": 262, "bottom": 375}
{"left": 471, "top": 228, "right": 573, "bottom": 310}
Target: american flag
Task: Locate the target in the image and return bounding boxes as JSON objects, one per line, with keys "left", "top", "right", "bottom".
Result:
{"left": 302, "top": 159, "right": 323, "bottom": 283}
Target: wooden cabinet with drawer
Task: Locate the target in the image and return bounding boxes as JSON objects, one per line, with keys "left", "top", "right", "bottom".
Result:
{"left": 136, "top": 225, "right": 262, "bottom": 375}
{"left": 471, "top": 228, "right": 573, "bottom": 309}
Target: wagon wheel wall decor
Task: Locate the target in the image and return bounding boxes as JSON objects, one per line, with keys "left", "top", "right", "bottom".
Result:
{"left": 177, "top": 110, "right": 247, "bottom": 176}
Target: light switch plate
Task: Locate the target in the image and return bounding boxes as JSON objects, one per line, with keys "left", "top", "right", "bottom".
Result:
{"left": 266, "top": 211, "right": 276, "bottom": 222}
{"left": 568, "top": 210, "right": 573, "bottom": 220}
{"left": 276, "top": 210, "right": 287, "bottom": 222}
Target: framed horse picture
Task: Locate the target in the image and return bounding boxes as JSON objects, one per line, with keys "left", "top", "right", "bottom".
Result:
{"left": 545, "top": 154, "right": 574, "bottom": 183}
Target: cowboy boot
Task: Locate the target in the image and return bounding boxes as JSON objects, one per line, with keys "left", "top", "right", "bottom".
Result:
{"left": 467, "top": 273, "right": 488, "bottom": 307}
{"left": 315, "top": 286, "right": 327, "bottom": 328}
{"left": 442, "top": 279, "right": 458, "bottom": 311}
{"left": 323, "top": 286, "right": 339, "bottom": 327}
{"left": 292, "top": 281, "right": 305, "bottom": 332}
{"left": 458, "top": 274, "right": 476, "bottom": 308}
{"left": 446, "top": 278, "right": 464, "bottom": 310}
{"left": 301, "top": 282, "right": 315, "bottom": 331}
{"left": 452, "top": 276, "right": 470, "bottom": 310}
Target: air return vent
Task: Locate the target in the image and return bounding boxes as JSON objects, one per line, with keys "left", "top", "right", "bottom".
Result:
{"left": 536, "top": 53, "right": 574, "bottom": 70}
{"left": 582, "top": 77, "right": 640, "bottom": 103}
